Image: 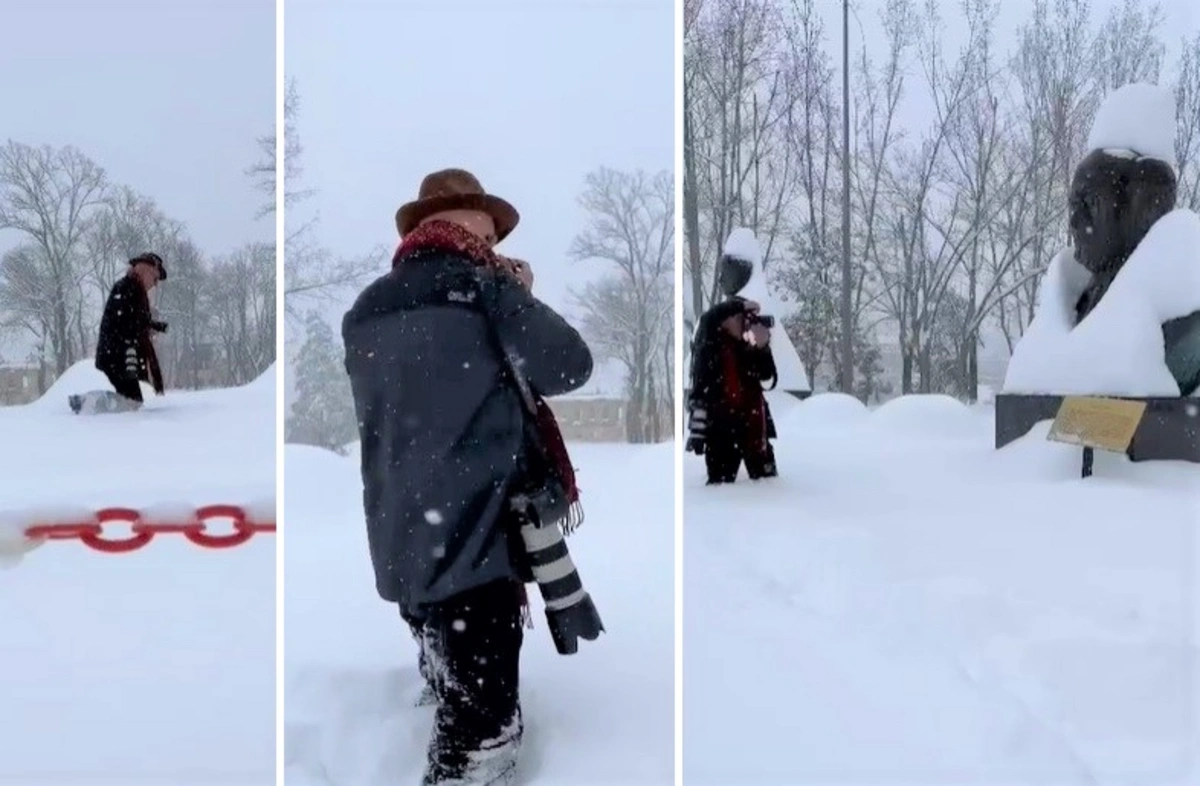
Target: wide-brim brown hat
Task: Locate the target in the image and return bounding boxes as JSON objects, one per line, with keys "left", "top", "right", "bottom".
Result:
{"left": 130, "top": 252, "right": 166, "bottom": 282}
{"left": 395, "top": 168, "right": 520, "bottom": 241}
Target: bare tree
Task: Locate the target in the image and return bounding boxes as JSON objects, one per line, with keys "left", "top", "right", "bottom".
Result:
{"left": 153, "top": 237, "right": 210, "bottom": 389}
{"left": 1174, "top": 33, "right": 1200, "bottom": 211}
{"left": 686, "top": 0, "right": 795, "bottom": 314}
{"left": 280, "top": 79, "right": 380, "bottom": 325}
{"left": 570, "top": 168, "right": 674, "bottom": 443}
{"left": 1093, "top": 0, "right": 1165, "bottom": 91}
{"left": 206, "top": 241, "right": 275, "bottom": 386}
{"left": 0, "top": 244, "right": 55, "bottom": 386}
{"left": 0, "top": 142, "right": 108, "bottom": 373}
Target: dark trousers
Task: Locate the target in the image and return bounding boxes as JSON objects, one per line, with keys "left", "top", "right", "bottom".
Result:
{"left": 705, "top": 423, "right": 777, "bottom": 484}
{"left": 404, "top": 580, "right": 525, "bottom": 784}
{"left": 104, "top": 370, "right": 143, "bottom": 403}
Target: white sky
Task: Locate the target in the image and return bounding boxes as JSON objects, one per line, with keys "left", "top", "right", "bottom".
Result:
{"left": 285, "top": 0, "right": 675, "bottom": 325}
{"left": 0, "top": 0, "right": 275, "bottom": 258}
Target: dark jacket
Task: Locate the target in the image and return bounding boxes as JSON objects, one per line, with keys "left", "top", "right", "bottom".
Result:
{"left": 342, "top": 250, "right": 593, "bottom": 617}
{"left": 95, "top": 274, "right": 160, "bottom": 382}
{"left": 689, "top": 297, "right": 777, "bottom": 416}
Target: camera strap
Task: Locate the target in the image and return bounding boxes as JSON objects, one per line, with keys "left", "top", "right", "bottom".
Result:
{"left": 469, "top": 274, "right": 573, "bottom": 526}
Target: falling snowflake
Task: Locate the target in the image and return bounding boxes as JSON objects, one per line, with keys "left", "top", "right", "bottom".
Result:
{"left": 452, "top": 619, "right": 467, "bottom": 632}
{"left": 425, "top": 509, "right": 444, "bottom": 525}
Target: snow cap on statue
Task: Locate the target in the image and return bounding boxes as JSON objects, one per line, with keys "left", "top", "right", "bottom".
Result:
{"left": 1085, "top": 83, "right": 1177, "bottom": 171}
{"left": 717, "top": 227, "right": 760, "bottom": 297}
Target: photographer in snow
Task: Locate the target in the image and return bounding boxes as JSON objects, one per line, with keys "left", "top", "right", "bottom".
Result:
{"left": 342, "top": 169, "right": 601, "bottom": 786}
{"left": 687, "top": 228, "right": 779, "bottom": 484}
{"left": 94, "top": 252, "right": 168, "bottom": 406}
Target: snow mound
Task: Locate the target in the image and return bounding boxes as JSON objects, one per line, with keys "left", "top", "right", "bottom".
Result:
{"left": 779, "top": 392, "right": 867, "bottom": 431}
{"left": 282, "top": 444, "right": 362, "bottom": 532}
{"left": 723, "top": 226, "right": 761, "bottom": 265}
{"left": 1087, "top": 82, "right": 1177, "bottom": 168}
{"left": 248, "top": 362, "right": 277, "bottom": 394}
{"left": 1004, "top": 209, "right": 1200, "bottom": 396}
{"left": 870, "top": 394, "right": 980, "bottom": 438}
{"left": 28, "top": 359, "right": 111, "bottom": 411}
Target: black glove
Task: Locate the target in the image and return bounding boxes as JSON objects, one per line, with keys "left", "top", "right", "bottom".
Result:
{"left": 151, "top": 320, "right": 168, "bottom": 334}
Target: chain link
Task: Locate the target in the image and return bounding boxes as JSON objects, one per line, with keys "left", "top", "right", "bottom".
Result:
{"left": 23, "top": 505, "right": 275, "bottom": 554}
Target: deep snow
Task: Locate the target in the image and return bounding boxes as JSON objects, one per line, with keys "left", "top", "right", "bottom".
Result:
{"left": 684, "top": 392, "right": 1200, "bottom": 785}
{"left": 284, "top": 441, "right": 674, "bottom": 785}
{"left": 0, "top": 362, "right": 276, "bottom": 784}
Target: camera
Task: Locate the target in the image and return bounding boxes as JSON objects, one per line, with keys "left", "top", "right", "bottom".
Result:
{"left": 746, "top": 312, "right": 774, "bottom": 330}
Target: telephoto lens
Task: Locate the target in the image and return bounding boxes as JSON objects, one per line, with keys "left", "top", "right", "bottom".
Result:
{"left": 518, "top": 514, "right": 605, "bottom": 655}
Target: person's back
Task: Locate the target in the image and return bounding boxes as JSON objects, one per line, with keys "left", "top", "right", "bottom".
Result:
{"left": 342, "top": 187, "right": 592, "bottom": 785}
{"left": 343, "top": 253, "right": 533, "bottom": 611}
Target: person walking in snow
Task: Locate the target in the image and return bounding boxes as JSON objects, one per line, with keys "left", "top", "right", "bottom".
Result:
{"left": 94, "top": 252, "right": 168, "bottom": 405}
{"left": 688, "top": 292, "right": 779, "bottom": 484}
{"left": 342, "top": 168, "right": 594, "bottom": 786}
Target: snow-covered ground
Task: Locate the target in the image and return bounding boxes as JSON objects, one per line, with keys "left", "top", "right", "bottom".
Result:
{"left": 284, "top": 441, "right": 674, "bottom": 785}
{"left": 0, "top": 362, "right": 276, "bottom": 784}
{"left": 685, "top": 392, "right": 1200, "bottom": 786}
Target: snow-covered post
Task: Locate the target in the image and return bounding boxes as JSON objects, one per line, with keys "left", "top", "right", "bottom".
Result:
{"left": 0, "top": 517, "right": 45, "bottom": 568}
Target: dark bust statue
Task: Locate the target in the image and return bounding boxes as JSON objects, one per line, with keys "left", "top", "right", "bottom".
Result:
{"left": 716, "top": 252, "right": 753, "bottom": 298}
{"left": 1068, "top": 149, "right": 1200, "bottom": 395}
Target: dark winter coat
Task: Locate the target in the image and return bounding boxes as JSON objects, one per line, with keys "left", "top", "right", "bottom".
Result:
{"left": 342, "top": 250, "right": 593, "bottom": 618}
{"left": 689, "top": 297, "right": 778, "bottom": 436}
{"left": 95, "top": 274, "right": 164, "bottom": 384}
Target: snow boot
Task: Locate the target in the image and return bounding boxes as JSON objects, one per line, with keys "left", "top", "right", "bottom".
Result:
{"left": 421, "top": 711, "right": 522, "bottom": 786}
{"left": 407, "top": 617, "right": 441, "bottom": 707}
{"left": 415, "top": 682, "right": 438, "bottom": 707}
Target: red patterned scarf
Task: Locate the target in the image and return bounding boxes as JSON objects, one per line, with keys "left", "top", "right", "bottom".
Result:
{"left": 394, "top": 221, "right": 582, "bottom": 514}
{"left": 719, "top": 334, "right": 768, "bottom": 453}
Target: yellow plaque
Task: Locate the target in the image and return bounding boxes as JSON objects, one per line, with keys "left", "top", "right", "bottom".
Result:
{"left": 1046, "top": 396, "right": 1147, "bottom": 453}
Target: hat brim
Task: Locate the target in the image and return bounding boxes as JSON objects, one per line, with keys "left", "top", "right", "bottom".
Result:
{"left": 130, "top": 257, "right": 166, "bottom": 282}
{"left": 395, "top": 193, "right": 520, "bottom": 242}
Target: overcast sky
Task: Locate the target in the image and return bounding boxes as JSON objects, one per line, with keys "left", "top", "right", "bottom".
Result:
{"left": 285, "top": 0, "right": 675, "bottom": 348}
{"left": 0, "top": 0, "right": 275, "bottom": 259}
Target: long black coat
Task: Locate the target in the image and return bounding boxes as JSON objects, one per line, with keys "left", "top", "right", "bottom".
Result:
{"left": 342, "top": 251, "right": 593, "bottom": 618}
{"left": 95, "top": 274, "right": 153, "bottom": 382}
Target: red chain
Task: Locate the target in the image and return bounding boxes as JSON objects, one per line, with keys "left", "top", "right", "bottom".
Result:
{"left": 22, "top": 505, "right": 275, "bottom": 554}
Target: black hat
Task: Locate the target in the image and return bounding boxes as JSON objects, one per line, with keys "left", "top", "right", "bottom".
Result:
{"left": 130, "top": 252, "right": 166, "bottom": 282}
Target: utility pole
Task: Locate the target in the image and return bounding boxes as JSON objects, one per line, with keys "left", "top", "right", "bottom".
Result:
{"left": 839, "top": 0, "right": 854, "bottom": 394}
